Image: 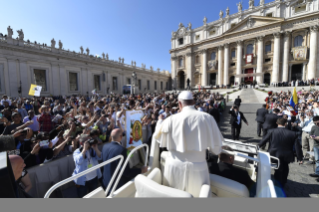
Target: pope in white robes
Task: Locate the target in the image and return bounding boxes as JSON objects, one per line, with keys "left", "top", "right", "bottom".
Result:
{"left": 154, "top": 91, "right": 224, "bottom": 197}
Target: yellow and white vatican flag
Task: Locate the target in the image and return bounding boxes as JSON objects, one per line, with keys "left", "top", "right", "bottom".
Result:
{"left": 28, "top": 84, "right": 42, "bottom": 97}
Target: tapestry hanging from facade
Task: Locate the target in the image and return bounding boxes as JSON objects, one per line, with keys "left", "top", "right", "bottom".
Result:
{"left": 292, "top": 46, "right": 308, "bottom": 61}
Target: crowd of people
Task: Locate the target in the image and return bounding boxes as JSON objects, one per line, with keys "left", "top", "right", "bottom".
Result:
{"left": 271, "top": 78, "right": 319, "bottom": 87}
{"left": 0, "top": 91, "right": 227, "bottom": 198}
{"left": 254, "top": 88, "right": 319, "bottom": 188}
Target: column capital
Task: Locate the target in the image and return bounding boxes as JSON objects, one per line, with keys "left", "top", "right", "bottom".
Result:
{"left": 273, "top": 32, "right": 282, "bottom": 38}
{"left": 236, "top": 40, "right": 243, "bottom": 46}
{"left": 284, "top": 31, "right": 292, "bottom": 37}
{"left": 224, "top": 43, "right": 229, "bottom": 48}
{"left": 186, "top": 52, "right": 193, "bottom": 57}
{"left": 256, "top": 36, "right": 265, "bottom": 41}
{"left": 171, "top": 56, "right": 178, "bottom": 61}
{"left": 310, "top": 25, "right": 319, "bottom": 33}
{"left": 199, "top": 49, "right": 207, "bottom": 54}
{"left": 218, "top": 45, "right": 224, "bottom": 50}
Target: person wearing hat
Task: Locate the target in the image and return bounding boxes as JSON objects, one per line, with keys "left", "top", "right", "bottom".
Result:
{"left": 2, "top": 112, "right": 24, "bottom": 135}
{"left": 229, "top": 105, "right": 248, "bottom": 140}
{"left": 154, "top": 90, "right": 223, "bottom": 197}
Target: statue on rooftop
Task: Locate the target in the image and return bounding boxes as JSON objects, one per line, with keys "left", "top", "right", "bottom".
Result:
{"left": 17, "top": 29, "right": 24, "bottom": 40}
{"left": 7, "top": 26, "right": 13, "bottom": 38}
{"left": 51, "top": 38, "right": 56, "bottom": 48}
{"left": 80, "top": 46, "right": 84, "bottom": 54}
{"left": 219, "top": 10, "right": 224, "bottom": 19}
{"left": 237, "top": 2, "right": 242, "bottom": 12}
{"left": 203, "top": 16, "right": 207, "bottom": 25}
{"left": 226, "top": 7, "right": 230, "bottom": 16}
{"left": 86, "top": 48, "right": 90, "bottom": 55}
{"left": 59, "top": 40, "right": 63, "bottom": 49}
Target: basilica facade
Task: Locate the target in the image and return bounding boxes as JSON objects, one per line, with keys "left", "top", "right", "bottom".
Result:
{"left": 0, "top": 27, "right": 170, "bottom": 98}
{"left": 170, "top": 0, "right": 319, "bottom": 89}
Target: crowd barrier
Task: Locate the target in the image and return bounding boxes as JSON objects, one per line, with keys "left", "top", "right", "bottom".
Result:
{"left": 26, "top": 142, "right": 145, "bottom": 198}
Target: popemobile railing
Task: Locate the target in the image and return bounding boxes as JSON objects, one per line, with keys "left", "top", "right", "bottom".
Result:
{"left": 44, "top": 155, "right": 124, "bottom": 198}
{"left": 107, "top": 143, "right": 149, "bottom": 197}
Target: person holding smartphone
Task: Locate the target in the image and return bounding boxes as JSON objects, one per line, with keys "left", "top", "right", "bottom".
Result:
{"left": 308, "top": 116, "right": 319, "bottom": 181}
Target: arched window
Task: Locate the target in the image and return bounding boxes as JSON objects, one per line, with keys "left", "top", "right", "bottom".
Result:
{"left": 246, "top": 44, "right": 253, "bottom": 54}
{"left": 231, "top": 49, "right": 236, "bottom": 58}
{"left": 265, "top": 42, "right": 271, "bottom": 53}
{"left": 179, "top": 58, "right": 183, "bottom": 67}
{"left": 195, "top": 55, "right": 200, "bottom": 64}
{"left": 210, "top": 52, "right": 216, "bottom": 60}
{"left": 294, "top": 35, "right": 303, "bottom": 47}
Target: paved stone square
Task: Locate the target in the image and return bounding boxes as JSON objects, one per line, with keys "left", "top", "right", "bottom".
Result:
{"left": 219, "top": 88, "right": 319, "bottom": 197}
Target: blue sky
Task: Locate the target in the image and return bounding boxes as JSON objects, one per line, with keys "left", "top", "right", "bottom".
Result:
{"left": 0, "top": 0, "right": 273, "bottom": 72}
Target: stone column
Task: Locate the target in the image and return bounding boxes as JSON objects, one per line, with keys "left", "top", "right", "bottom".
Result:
{"left": 282, "top": 31, "right": 291, "bottom": 82}
{"left": 186, "top": 52, "right": 193, "bottom": 87}
{"left": 59, "top": 65, "right": 67, "bottom": 96}
{"left": 302, "top": 63, "right": 307, "bottom": 80}
{"left": 256, "top": 36, "right": 264, "bottom": 84}
{"left": 236, "top": 40, "right": 243, "bottom": 84}
{"left": 218, "top": 46, "right": 223, "bottom": 86}
{"left": 171, "top": 57, "right": 177, "bottom": 89}
{"left": 7, "top": 59, "right": 19, "bottom": 97}
{"left": 272, "top": 32, "right": 281, "bottom": 83}
{"left": 288, "top": 64, "right": 292, "bottom": 82}
{"left": 51, "top": 63, "right": 60, "bottom": 96}
{"left": 224, "top": 44, "right": 229, "bottom": 85}
{"left": 81, "top": 68, "right": 88, "bottom": 95}
{"left": 18, "top": 60, "right": 29, "bottom": 97}
{"left": 201, "top": 49, "right": 207, "bottom": 86}
{"left": 308, "top": 25, "right": 318, "bottom": 80}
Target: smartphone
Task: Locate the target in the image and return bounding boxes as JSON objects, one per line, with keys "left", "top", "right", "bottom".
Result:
{"left": 39, "top": 140, "right": 49, "bottom": 147}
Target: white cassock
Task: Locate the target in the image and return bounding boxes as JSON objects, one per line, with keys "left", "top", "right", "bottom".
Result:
{"left": 154, "top": 105, "right": 223, "bottom": 197}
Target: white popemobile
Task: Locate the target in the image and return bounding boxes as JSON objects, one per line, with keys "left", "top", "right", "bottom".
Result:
{"left": 45, "top": 135, "right": 279, "bottom": 198}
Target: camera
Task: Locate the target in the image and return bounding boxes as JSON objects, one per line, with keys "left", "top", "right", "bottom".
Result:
{"left": 87, "top": 138, "right": 98, "bottom": 147}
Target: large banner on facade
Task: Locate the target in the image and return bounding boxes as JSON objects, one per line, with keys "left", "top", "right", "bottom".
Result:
{"left": 292, "top": 46, "right": 307, "bottom": 61}
{"left": 126, "top": 110, "right": 144, "bottom": 150}
{"left": 123, "top": 85, "right": 131, "bottom": 94}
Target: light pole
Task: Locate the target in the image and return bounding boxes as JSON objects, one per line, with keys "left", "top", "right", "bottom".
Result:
{"left": 132, "top": 72, "right": 137, "bottom": 94}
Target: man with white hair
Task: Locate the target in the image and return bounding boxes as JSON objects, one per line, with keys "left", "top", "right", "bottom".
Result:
{"left": 154, "top": 91, "right": 223, "bottom": 197}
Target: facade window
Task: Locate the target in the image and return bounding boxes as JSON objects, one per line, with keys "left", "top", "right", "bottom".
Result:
{"left": 69, "top": 72, "right": 78, "bottom": 91}
{"left": 34, "top": 69, "right": 47, "bottom": 91}
{"left": 265, "top": 43, "right": 271, "bottom": 53}
{"left": 230, "top": 63, "right": 236, "bottom": 67}
{"left": 294, "top": 35, "right": 303, "bottom": 47}
{"left": 196, "top": 35, "right": 200, "bottom": 40}
{"left": 295, "top": 5, "right": 306, "bottom": 13}
{"left": 210, "top": 52, "right": 216, "bottom": 60}
{"left": 178, "top": 38, "right": 184, "bottom": 45}
{"left": 154, "top": 81, "right": 157, "bottom": 90}
{"left": 161, "top": 81, "right": 163, "bottom": 90}
{"left": 112, "top": 77, "right": 118, "bottom": 90}
{"left": 179, "top": 58, "right": 183, "bottom": 67}
{"left": 246, "top": 44, "right": 253, "bottom": 54}
{"left": 266, "top": 13, "right": 273, "bottom": 17}
{"left": 209, "top": 30, "right": 216, "bottom": 36}
{"left": 231, "top": 50, "right": 236, "bottom": 58}
{"left": 127, "top": 78, "right": 131, "bottom": 85}
{"left": 265, "top": 58, "right": 271, "bottom": 63}
{"left": 195, "top": 55, "right": 200, "bottom": 64}
{"left": 94, "top": 75, "right": 101, "bottom": 91}
{"left": 147, "top": 80, "right": 150, "bottom": 90}
{"left": 138, "top": 79, "right": 141, "bottom": 90}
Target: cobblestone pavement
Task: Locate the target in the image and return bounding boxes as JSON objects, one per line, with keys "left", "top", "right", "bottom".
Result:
{"left": 219, "top": 88, "right": 319, "bottom": 197}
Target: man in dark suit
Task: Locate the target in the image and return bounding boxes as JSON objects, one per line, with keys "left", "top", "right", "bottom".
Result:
{"left": 234, "top": 96, "right": 241, "bottom": 108}
{"left": 256, "top": 104, "right": 268, "bottom": 137}
{"left": 258, "top": 118, "right": 303, "bottom": 188}
{"left": 102, "top": 129, "right": 148, "bottom": 194}
{"left": 209, "top": 146, "right": 256, "bottom": 197}
{"left": 186, "top": 78, "right": 190, "bottom": 90}
{"left": 229, "top": 105, "right": 248, "bottom": 140}
{"left": 262, "top": 108, "right": 280, "bottom": 139}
